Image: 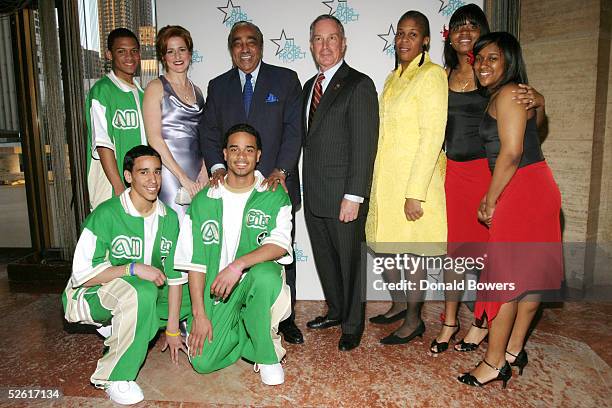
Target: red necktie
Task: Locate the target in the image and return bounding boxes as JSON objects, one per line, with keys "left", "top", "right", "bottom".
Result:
{"left": 308, "top": 73, "right": 325, "bottom": 128}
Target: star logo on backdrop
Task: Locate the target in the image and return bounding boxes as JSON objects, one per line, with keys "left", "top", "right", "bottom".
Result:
{"left": 322, "top": 0, "right": 346, "bottom": 15}
{"left": 217, "top": 0, "right": 239, "bottom": 23}
{"left": 270, "top": 30, "right": 291, "bottom": 56}
{"left": 270, "top": 29, "right": 307, "bottom": 62}
{"left": 439, "top": 0, "right": 466, "bottom": 17}
{"left": 378, "top": 24, "right": 396, "bottom": 58}
{"left": 217, "top": 0, "right": 250, "bottom": 26}
{"left": 438, "top": 0, "right": 450, "bottom": 12}
{"left": 322, "top": 0, "right": 359, "bottom": 24}
{"left": 377, "top": 24, "right": 395, "bottom": 52}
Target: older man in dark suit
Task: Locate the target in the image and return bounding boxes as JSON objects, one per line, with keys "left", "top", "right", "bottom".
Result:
{"left": 200, "top": 21, "right": 304, "bottom": 344}
{"left": 302, "top": 15, "right": 379, "bottom": 351}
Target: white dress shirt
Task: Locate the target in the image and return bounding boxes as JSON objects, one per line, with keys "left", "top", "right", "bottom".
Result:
{"left": 211, "top": 62, "right": 263, "bottom": 174}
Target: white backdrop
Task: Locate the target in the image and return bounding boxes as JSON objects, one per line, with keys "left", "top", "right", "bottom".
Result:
{"left": 157, "top": 0, "right": 482, "bottom": 299}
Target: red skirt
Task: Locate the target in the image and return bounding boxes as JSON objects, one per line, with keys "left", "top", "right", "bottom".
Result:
{"left": 445, "top": 158, "right": 491, "bottom": 258}
{"left": 475, "top": 161, "right": 563, "bottom": 321}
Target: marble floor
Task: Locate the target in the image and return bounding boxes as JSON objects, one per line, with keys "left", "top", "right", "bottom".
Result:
{"left": 0, "top": 266, "right": 610, "bottom": 407}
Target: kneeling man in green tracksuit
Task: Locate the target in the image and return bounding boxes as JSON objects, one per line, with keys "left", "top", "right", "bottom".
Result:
{"left": 63, "top": 145, "right": 190, "bottom": 405}
{"left": 174, "top": 123, "right": 292, "bottom": 385}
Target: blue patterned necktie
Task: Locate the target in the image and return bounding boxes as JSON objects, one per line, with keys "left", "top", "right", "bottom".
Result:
{"left": 243, "top": 72, "right": 253, "bottom": 116}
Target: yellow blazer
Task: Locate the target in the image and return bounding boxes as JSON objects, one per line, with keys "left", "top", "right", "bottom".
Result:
{"left": 366, "top": 53, "right": 448, "bottom": 255}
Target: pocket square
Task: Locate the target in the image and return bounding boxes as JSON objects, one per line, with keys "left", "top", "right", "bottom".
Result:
{"left": 265, "top": 93, "right": 279, "bottom": 103}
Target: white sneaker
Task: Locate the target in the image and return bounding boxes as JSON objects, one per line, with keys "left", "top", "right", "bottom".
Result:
{"left": 105, "top": 381, "right": 144, "bottom": 405}
{"left": 96, "top": 324, "right": 112, "bottom": 339}
{"left": 254, "top": 363, "right": 284, "bottom": 385}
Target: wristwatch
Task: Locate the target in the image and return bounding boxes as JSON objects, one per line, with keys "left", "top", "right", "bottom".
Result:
{"left": 278, "top": 168, "right": 290, "bottom": 177}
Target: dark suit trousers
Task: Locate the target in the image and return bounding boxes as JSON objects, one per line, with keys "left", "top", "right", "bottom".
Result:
{"left": 283, "top": 207, "right": 297, "bottom": 324}
{"left": 304, "top": 206, "right": 366, "bottom": 335}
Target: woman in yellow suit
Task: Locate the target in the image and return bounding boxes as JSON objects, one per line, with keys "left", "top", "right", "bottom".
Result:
{"left": 366, "top": 10, "right": 448, "bottom": 344}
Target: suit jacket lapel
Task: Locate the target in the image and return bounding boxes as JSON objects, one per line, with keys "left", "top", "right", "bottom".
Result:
{"left": 303, "top": 75, "right": 316, "bottom": 137}
{"left": 230, "top": 68, "right": 247, "bottom": 121}
{"left": 309, "top": 62, "right": 350, "bottom": 134}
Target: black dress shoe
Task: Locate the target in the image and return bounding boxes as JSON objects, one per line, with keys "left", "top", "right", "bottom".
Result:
{"left": 380, "top": 320, "right": 426, "bottom": 345}
{"left": 306, "top": 315, "right": 341, "bottom": 329}
{"left": 338, "top": 333, "right": 361, "bottom": 351}
{"left": 369, "top": 309, "right": 407, "bottom": 324}
{"left": 279, "top": 321, "right": 304, "bottom": 344}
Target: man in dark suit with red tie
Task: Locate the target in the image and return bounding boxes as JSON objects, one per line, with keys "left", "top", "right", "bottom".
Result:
{"left": 302, "top": 15, "right": 379, "bottom": 351}
{"left": 200, "top": 21, "right": 304, "bottom": 344}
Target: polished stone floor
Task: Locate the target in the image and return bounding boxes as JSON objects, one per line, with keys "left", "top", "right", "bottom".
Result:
{"left": 0, "top": 266, "right": 610, "bottom": 407}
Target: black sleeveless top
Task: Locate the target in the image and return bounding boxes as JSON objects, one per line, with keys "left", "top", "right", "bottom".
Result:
{"left": 479, "top": 112, "right": 545, "bottom": 171}
{"left": 444, "top": 89, "right": 489, "bottom": 161}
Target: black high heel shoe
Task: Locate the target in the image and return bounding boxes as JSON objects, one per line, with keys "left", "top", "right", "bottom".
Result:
{"left": 369, "top": 309, "right": 407, "bottom": 324}
{"left": 506, "top": 349, "right": 528, "bottom": 375}
{"left": 380, "top": 320, "right": 425, "bottom": 345}
{"left": 458, "top": 360, "right": 512, "bottom": 389}
{"left": 430, "top": 322, "right": 460, "bottom": 354}
{"left": 454, "top": 323, "right": 488, "bottom": 352}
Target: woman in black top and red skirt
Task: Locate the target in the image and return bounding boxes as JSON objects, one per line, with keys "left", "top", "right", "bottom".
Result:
{"left": 457, "top": 32, "right": 563, "bottom": 388}
{"left": 430, "top": 5, "right": 545, "bottom": 355}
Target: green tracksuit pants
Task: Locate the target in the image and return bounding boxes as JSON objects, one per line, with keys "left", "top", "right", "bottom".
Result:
{"left": 188, "top": 261, "right": 291, "bottom": 374}
{"left": 63, "top": 276, "right": 190, "bottom": 387}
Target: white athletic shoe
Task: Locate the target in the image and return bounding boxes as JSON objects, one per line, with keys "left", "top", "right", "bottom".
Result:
{"left": 105, "top": 380, "right": 144, "bottom": 405}
{"left": 253, "top": 363, "right": 285, "bottom": 385}
{"left": 96, "top": 324, "right": 112, "bottom": 339}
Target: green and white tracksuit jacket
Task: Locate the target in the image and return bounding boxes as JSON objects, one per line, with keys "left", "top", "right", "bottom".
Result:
{"left": 62, "top": 190, "right": 190, "bottom": 386}
{"left": 174, "top": 171, "right": 293, "bottom": 373}
{"left": 86, "top": 71, "right": 147, "bottom": 209}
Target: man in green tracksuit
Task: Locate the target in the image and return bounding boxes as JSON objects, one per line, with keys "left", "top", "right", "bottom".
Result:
{"left": 86, "top": 28, "right": 147, "bottom": 209}
{"left": 63, "top": 146, "right": 190, "bottom": 405}
{"left": 174, "top": 123, "right": 292, "bottom": 385}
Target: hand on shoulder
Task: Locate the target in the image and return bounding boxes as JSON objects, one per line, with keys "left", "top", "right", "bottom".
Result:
{"left": 491, "top": 83, "right": 531, "bottom": 123}
{"left": 494, "top": 84, "right": 528, "bottom": 114}
{"left": 498, "top": 83, "right": 522, "bottom": 97}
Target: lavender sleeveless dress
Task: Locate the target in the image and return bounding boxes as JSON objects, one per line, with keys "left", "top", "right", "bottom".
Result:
{"left": 159, "top": 75, "right": 205, "bottom": 219}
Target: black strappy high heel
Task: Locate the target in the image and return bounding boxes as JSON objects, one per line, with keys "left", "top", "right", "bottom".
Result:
{"left": 458, "top": 360, "right": 512, "bottom": 389}
{"left": 430, "top": 322, "right": 460, "bottom": 354}
{"left": 506, "top": 349, "right": 528, "bottom": 375}
{"left": 454, "top": 322, "right": 488, "bottom": 352}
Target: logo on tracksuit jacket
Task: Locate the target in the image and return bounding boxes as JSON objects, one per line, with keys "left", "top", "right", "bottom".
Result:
{"left": 111, "top": 235, "right": 142, "bottom": 259}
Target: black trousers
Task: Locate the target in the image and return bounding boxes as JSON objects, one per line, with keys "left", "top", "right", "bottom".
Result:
{"left": 304, "top": 205, "right": 365, "bottom": 335}
{"left": 283, "top": 208, "right": 297, "bottom": 324}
